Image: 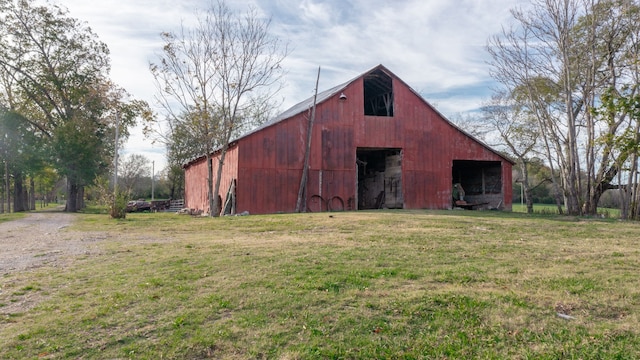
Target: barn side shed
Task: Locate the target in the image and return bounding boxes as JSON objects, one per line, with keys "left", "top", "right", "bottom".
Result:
{"left": 184, "top": 64, "right": 513, "bottom": 215}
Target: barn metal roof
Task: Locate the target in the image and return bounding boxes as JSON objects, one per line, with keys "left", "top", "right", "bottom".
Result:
{"left": 184, "top": 64, "right": 514, "bottom": 167}
{"left": 241, "top": 74, "right": 356, "bottom": 138}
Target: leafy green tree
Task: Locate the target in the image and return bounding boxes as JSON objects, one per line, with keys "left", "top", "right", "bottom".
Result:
{"left": 33, "top": 166, "right": 59, "bottom": 207}
{"left": 487, "top": 0, "right": 640, "bottom": 216}
{"left": 0, "top": 0, "right": 148, "bottom": 212}
{"left": 0, "top": 107, "right": 46, "bottom": 212}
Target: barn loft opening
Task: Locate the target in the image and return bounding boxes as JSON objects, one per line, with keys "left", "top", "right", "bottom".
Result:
{"left": 452, "top": 160, "right": 503, "bottom": 209}
{"left": 364, "top": 69, "right": 394, "bottom": 116}
{"left": 356, "top": 148, "right": 403, "bottom": 210}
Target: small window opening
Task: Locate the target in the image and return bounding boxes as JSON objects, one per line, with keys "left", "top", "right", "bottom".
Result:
{"left": 364, "top": 69, "right": 394, "bottom": 116}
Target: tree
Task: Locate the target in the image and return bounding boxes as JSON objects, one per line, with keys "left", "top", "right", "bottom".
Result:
{"left": 482, "top": 92, "right": 538, "bottom": 213}
{"left": 0, "top": 107, "right": 45, "bottom": 212}
{"left": 33, "top": 166, "right": 59, "bottom": 208}
{"left": 0, "top": 0, "right": 147, "bottom": 212}
{"left": 487, "top": 0, "right": 640, "bottom": 216}
{"left": 118, "top": 154, "right": 150, "bottom": 197}
{"left": 150, "top": 0, "right": 287, "bottom": 216}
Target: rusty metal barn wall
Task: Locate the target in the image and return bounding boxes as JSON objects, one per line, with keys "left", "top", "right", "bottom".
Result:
{"left": 216, "top": 146, "right": 239, "bottom": 213}
{"left": 184, "top": 158, "right": 208, "bottom": 212}
{"left": 184, "top": 145, "right": 238, "bottom": 214}
{"left": 236, "top": 117, "right": 307, "bottom": 214}
{"left": 186, "top": 68, "right": 513, "bottom": 214}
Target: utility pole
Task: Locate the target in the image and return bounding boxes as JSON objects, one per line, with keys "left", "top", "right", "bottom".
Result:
{"left": 113, "top": 110, "right": 119, "bottom": 201}
{"left": 151, "top": 160, "right": 155, "bottom": 201}
{"left": 295, "top": 66, "right": 321, "bottom": 213}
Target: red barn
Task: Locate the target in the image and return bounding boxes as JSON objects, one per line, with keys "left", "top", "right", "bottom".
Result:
{"left": 184, "top": 65, "right": 513, "bottom": 215}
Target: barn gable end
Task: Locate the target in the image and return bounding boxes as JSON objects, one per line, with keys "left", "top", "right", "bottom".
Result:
{"left": 184, "top": 65, "right": 513, "bottom": 215}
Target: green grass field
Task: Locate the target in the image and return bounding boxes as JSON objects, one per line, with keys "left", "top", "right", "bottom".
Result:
{"left": 2, "top": 209, "right": 640, "bottom": 358}
{"left": 512, "top": 203, "right": 621, "bottom": 218}
{"left": 0, "top": 212, "right": 25, "bottom": 224}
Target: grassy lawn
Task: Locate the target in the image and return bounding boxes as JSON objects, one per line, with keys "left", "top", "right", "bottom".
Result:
{"left": 0, "top": 212, "right": 25, "bottom": 224}
{"left": 512, "top": 203, "right": 621, "bottom": 218}
{"left": 0, "top": 203, "right": 63, "bottom": 224}
{"left": 2, "top": 209, "right": 640, "bottom": 358}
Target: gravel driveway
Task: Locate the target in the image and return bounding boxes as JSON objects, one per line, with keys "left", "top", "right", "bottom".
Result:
{"left": 1, "top": 210, "right": 106, "bottom": 315}
{"left": 0, "top": 211, "right": 100, "bottom": 274}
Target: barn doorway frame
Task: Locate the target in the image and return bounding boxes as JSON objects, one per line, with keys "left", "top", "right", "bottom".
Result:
{"left": 451, "top": 160, "right": 503, "bottom": 209}
{"left": 356, "top": 148, "right": 403, "bottom": 210}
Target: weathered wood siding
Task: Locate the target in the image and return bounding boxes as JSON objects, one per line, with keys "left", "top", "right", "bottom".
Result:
{"left": 184, "top": 145, "right": 238, "bottom": 214}
{"left": 184, "top": 66, "right": 513, "bottom": 214}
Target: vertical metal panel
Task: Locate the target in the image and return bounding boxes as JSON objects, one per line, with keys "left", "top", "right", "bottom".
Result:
{"left": 184, "top": 158, "right": 208, "bottom": 211}
{"left": 184, "top": 145, "right": 238, "bottom": 215}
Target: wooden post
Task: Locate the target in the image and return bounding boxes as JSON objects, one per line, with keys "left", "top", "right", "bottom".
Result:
{"left": 295, "top": 67, "right": 321, "bottom": 212}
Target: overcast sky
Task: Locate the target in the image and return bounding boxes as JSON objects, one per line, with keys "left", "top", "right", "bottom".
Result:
{"left": 57, "top": 0, "right": 528, "bottom": 170}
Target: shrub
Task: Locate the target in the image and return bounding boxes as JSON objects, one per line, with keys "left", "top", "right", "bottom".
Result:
{"left": 109, "top": 192, "right": 128, "bottom": 219}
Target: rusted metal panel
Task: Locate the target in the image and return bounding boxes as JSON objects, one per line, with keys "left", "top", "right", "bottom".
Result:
{"left": 184, "top": 158, "right": 209, "bottom": 212}
{"left": 236, "top": 167, "right": 301, "bottom": 214}
{"left": 320, "top": 126, "right": 354, "bottom": 170}
{"left": 184, "top": 145, "right": 238, "bottom": 215}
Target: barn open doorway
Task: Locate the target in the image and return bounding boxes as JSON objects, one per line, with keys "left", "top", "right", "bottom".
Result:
{"left": 452, "top": 160, "right": 503, "bottom": 209}
{"left": 356, "top": 148, "right": 403, "bottom": 209}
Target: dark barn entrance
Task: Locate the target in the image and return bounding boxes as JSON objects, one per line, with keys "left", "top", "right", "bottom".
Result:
{"left": 452, "top": 160, "right": 503, "bottom": 209}
{"left": 356, "top": 148, "right": 403, "bottom": 209}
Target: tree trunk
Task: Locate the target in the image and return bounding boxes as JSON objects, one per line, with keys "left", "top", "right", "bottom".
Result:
{"left": 207, "top": 155, "right": 215, "bottom": 216}
{"left": 21, "top": 182, "right": 28, "bottom": 211}
{"left": 211, "top": 149, "right": 228, "bottom": 218}
{"left": 77, "top": 185, "right": 85, "bottom": 210}
{"left": 65, "top": 180, "right": 78, "bottom": 212}
{"left": 539, "top": 123, "right": 564, "bottom": 215}
{"left": 0, "top": 182, "right": 4, "bottom": 214}
{"left": 564, "top": 126, "right": 581, "bottom": 216}
{"left": 520, "top": 161, "right": 533, "bottom": 214}
{"left": 29, "top": 177, "right": 35, "bottom": 210}
{"left": 587, "top": 186, "right": 605, "bottom": 216}
{"left": 13, "top": 171, "right": 25, "bottom": 212}
{"left": 5, "top": 160, "right": 10, "bottom": 213}
{"left": 632, "top": 177, "right": 640, "bottom": 221}
{"left": 619, "top": 168, "right": 629, "bottom": 220}
{"left": 170, "top": 182, "right": 176, "bottom": 200}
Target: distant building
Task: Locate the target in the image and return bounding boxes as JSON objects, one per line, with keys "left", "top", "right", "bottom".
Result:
{"left": 184, "top": 65, "right": 513, "bottom": 215}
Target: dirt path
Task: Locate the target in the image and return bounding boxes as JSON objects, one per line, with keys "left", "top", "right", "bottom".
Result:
{"left": 0, "top": 210, "right": 111, "bottom": 315}
{"left": 0, "top": 210, "right": 103, "bottom": 275}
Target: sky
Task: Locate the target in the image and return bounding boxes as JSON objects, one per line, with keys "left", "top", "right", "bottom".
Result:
{"left": 57, "top": 0, "right": 528, "bottom": 171}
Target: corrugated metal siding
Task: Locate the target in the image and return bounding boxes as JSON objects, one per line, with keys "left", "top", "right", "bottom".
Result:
{"left": 184, "top": 158, "right": 208, "bottom": 212}
{"left": 184, "top": 67, "right": 513, "bottom": 214}
{"left": 184, "top": 145, "right": 238, "bottom": 215}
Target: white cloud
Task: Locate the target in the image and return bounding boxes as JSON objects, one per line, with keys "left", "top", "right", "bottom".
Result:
{"left": 51, "top": 0, "right": 528, "bottom": 170}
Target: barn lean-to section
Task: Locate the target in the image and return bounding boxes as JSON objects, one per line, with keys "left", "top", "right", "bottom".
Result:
{"left": 183, "top": 65, "right": 513, "bottom": 215}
